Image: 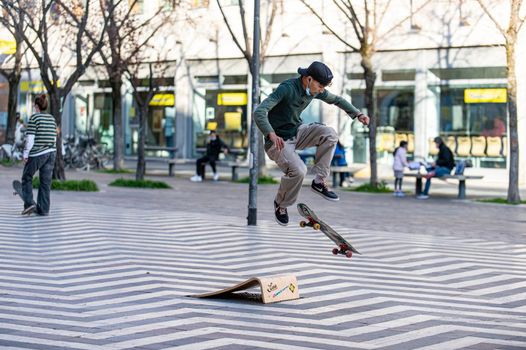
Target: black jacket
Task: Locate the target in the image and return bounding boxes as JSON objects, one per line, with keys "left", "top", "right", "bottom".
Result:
{"left": 206, "top": 137, "right": 228, "bottom": 159}
{"left": 436, "top": 143, "right": 455, "bottom": 170}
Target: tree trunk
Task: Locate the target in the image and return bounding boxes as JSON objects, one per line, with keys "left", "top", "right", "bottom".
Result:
{"left": 135, "top": 105, "right": 147, "bottom": 181}
{"left": 111, "top": 78, "right": 124, "bottom": 170}
{"left": 361, "top": 56, "right": 378, "bottom": 187}
{"left": 505, "top": 39, "right": 521, "bottom": 203}
{"left": 5, "top": 74, "right": 20, "bottom": 144}
{"left": 50, "top": 92, "right": 66, "bottom": 180}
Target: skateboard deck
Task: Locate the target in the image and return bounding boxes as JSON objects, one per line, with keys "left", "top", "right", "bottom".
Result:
{"left": 13, "top": 180, "right": 33, "bottom": 216}
{"left": 297, "top": 203, "right": 360, "bottom": 258}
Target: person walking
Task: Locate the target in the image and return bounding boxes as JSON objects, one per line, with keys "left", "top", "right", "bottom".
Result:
{"left": 254, "top": 61, "right": 369, "bottom": 225}
{"left": 190, "top": 130, "right": 229, "bottom": 182}
{"left": 392, "top": 140, "right": 409, "bottom": 197}
{"left": 20, "top": 95, "right": 57, "bottom": 216}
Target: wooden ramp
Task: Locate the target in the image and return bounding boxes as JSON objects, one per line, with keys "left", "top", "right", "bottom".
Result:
{"left": 192, "top": 275, "right": 299, "bottom": 304}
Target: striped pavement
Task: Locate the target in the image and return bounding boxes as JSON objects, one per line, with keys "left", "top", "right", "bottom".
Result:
{"left": 0, "top": 197, "right": 525, "bottom": 350}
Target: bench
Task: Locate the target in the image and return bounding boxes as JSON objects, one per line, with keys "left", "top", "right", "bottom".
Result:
{"left": 144, "top": 146, "right": 178, "bottom": 176}
{"left": 199, "top": 160, "right": 250, "bottom": 181}
{"left": 404, "top": 173, "right": 484, "bottom": 199}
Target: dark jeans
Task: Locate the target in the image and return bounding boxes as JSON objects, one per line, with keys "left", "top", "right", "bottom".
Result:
{"left": 338, "top": 172, "right": 350, "bottom": 186}
{"left": 196, "top": 155, "right": 217, "bottom": 176}
{"left": 423, "top": 166, "right": 451, "bottom": 195}
{"left": 22, "top": 152, "right": 56, "bottom": 215}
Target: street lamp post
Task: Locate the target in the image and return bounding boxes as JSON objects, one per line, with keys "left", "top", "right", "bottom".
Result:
{"left": 247, "top": 0, "right": 260, "bottom": 226}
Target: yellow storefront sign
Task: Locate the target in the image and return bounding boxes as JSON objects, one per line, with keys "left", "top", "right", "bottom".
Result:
{"left": 224, "top": 112, "right": 242, "bottom": 131}
{"left": 0, "top": 39, "right": 16, "bottom": 55}
{"left": 464, "top": 88, "right": 507, "bottom": 103}
{"left": 149, "top": 93, "right": 175, "bottom": 106}
{"left": 20, "top": 80, "right": 60, "bottom": 93}
{"left": 217, "top": 92, "right": 247, "bottom": 106}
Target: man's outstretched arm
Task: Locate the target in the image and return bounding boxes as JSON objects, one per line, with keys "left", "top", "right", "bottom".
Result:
{"left": 317, "top": 90, "right": 369, "bottom": 125}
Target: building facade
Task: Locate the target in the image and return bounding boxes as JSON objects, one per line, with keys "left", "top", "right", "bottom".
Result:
{"left": 1, "top": 0, "right": 525, "bottom": 184}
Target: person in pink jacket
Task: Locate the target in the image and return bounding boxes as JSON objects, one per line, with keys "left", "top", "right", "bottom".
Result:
{"left": 393, "top": 140, "right": 409, "bottom": 197}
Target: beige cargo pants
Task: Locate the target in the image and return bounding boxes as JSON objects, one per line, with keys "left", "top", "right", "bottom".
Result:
{"left": 266, "top": 123, "right": 338, "bottom": 208}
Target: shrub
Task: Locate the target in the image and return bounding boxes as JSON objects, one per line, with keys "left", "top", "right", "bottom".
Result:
{"left": 109, "top": 178, "right": 172, "bottom": 189}
{"left": 348, "top": 181, "right": 392, "bottom": 193}
{"left": 32, "top": 177, "right": 99, "bottom": 191}
{"left": 478, "top": 198, "right": 526, "bottom": 205}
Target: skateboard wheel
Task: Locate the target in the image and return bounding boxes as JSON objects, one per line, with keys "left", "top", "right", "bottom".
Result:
{"left": 346, "top": 251, "right": 353, "bottom": 258}
{"left": 332, "top": 248, "right": 339, "bottom": 255}
{"left": 313, "top": 223, "right": 321, "bottom": 230}
{"left": 300, "top": 221, "right": 307, "bottom": 228}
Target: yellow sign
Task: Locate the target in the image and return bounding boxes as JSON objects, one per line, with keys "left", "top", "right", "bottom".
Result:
{"left": 464, "top": 88, "right": 507, "bottom": 103}
{"left": 0, "top": 39, "right": 16, "bottom": 54}
{"left": 149, "top": 93, "right": 175, "bottom": 106}
{"left": 206, "top": 121, "right": 217, "bottom": 131}
{"left": 217, "top": 92, "right": 247, "bottom": 106}
{"left": 224, "top": 112, "right": 242, "bottom": 131}
{"left": 20, "top": 80, "right": 60, "bottom": 93}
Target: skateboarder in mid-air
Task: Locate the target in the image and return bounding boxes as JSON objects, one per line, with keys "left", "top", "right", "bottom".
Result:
{"left": 254, "top": 61, "right": 369, "bottom": 226}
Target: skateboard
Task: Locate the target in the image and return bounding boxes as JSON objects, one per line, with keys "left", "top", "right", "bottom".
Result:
{"left": 12, "top": 180, "right": 33, "bottom": 216}
{"left": 297, "top": 203, "right": 360, "bottom": 259}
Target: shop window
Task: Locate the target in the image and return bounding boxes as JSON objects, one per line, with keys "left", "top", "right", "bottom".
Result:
{"left": 200, "top": 90, "right": 248, "bottom": 152}
{"left": 93, "top": 93, "right": 113, "bottom": 148}
{"left": 439, "top": 87, "right": 507, "bottom": 167}
{"left": 440, "top": 87, "right": 507, "bottom": 137}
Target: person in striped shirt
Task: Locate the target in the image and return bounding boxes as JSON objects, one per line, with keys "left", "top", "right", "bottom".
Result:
{"left": 21, "top": 94, "right": 57, "bottom": 216}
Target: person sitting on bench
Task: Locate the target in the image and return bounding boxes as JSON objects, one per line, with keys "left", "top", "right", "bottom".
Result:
{"left": 417, "top": 136, "right": 455, "bottom": 199}
{"left": 190, "top": 130, "right": 229, "bottom": 182}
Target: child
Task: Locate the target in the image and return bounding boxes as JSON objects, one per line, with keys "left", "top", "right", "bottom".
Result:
{"left": 392, "top": 140, "right": 408, "bottom": 197}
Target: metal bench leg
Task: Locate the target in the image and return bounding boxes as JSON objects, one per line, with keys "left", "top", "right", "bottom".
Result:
{"left": 332, "top": 172, "right": 338, "bottom": 188}
{"left": 169, "top": 163, "right": 174, "bottom": 177}
{"left": 415, "top": 177, "right": 422, "bottom": 195}
{"left": 231, "top": 166, "right": 238, "bottom": 181}
{"left": 458, "top": 180, "right": 466, "bottom": 199}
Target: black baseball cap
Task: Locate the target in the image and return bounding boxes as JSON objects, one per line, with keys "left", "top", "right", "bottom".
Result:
{"left": 297, "top": 61, "right": 333, "bottom": 86}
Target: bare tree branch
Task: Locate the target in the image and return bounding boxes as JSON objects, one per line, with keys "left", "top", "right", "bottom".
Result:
{"left": 216, "top": 0, "right": 251, "bottom": 62}
{"left": 476, "top": 0, "right": 506, "bottom": 35}
{"left": 238, "top": 0, "right": 252, "bottom": 63}
{"left": 377, "top": 0, "right": 433, "bottom": 46}
{"left": 300, "top": 0, "right": 360, "bottom": 51}
{"left": 260, "top": 0, "right": 277, "bottom": 64}
{"left": 334, "top": 0, "right": 363, "bottom": 42}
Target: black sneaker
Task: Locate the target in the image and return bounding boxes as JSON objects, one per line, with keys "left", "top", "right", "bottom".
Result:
{"left": 311, "top": 180, "right": 339, "bottom": 201}
{"left": 274, "top": 201, "right": 289, "bottom": 226}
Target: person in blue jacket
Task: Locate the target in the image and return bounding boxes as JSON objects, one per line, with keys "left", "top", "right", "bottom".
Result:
{"left": 331, "top": 141, "right": 353, "bottom": 187}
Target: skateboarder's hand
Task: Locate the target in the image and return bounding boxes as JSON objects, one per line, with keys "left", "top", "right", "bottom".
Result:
{"left": 268, "top": 132, "right": 284, "bottom": 151}
{"left": 357, "top": 114, "right": 370, "bottom": 126}
{"left": 23, "top": 157, "right": 28, "bottom": 164}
